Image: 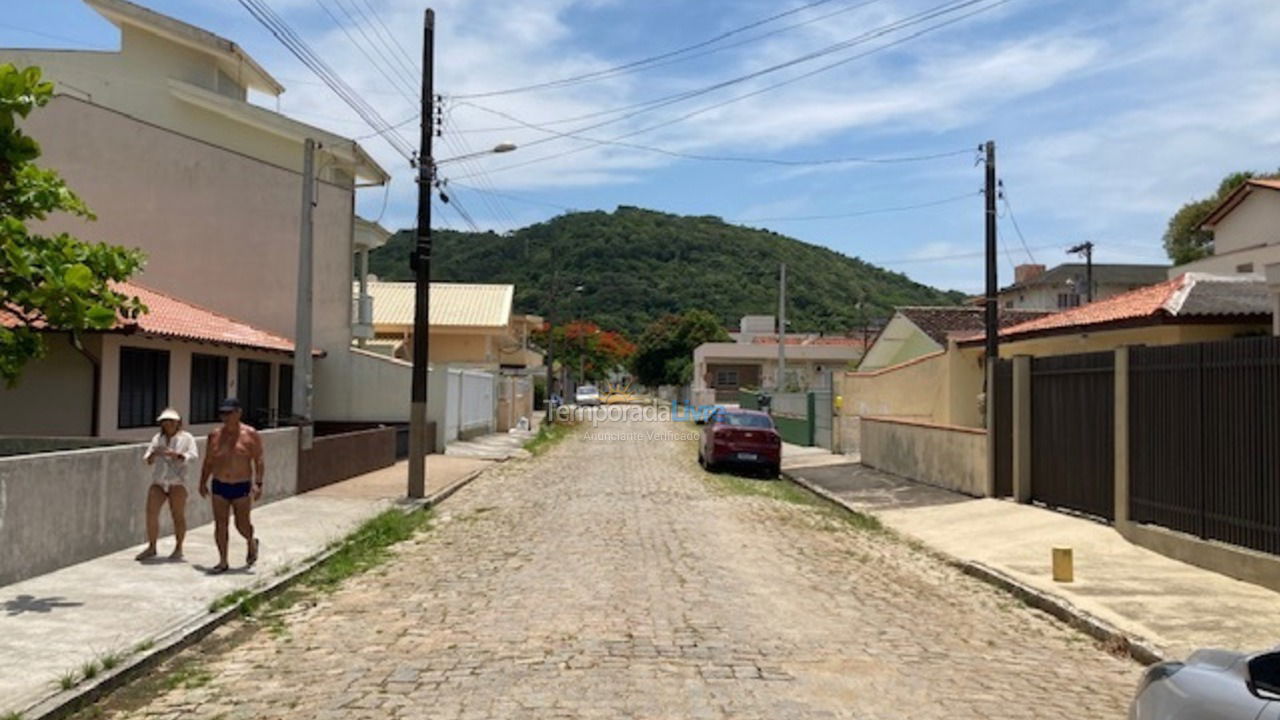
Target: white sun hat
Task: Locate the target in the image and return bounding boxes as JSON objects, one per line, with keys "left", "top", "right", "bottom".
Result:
{"left": 156, "top": 408, "right": 182, "bottom": 423}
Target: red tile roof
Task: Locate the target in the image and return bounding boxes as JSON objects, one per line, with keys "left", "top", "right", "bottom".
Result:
{"left": 957, "top": 273, "right": 1271, "bottom": 344}
{"left": 2, "top": 281, "right": 297, "bottom": 353}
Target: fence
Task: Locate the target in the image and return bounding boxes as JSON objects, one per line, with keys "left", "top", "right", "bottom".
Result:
{"left": 1129, "top": 337, "right": 1280, "bottom": 556}
{"left": 297, "top": 426, "right": 397, "bottom": 493}
{"left": 0, "top": 428, "right": 299, "bottom": 586}
{"left": 1030, "top": 352, "right": 1115, "bottom": 521}
{"left": 496, "top": 374, "right": 534, "bottom": 432}
{"left": 771, "top": 391, "right": 813, "bottom": 446}
{"left": 442, "top": 367, "right": 497, "bottom": 443}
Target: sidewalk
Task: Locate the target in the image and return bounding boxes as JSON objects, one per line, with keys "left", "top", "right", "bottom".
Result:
{"left": 780, "top": 444, "right": 1280, "bottom": 662}
{"left": 0, "top": 454, "right": 492, "bottom": 716}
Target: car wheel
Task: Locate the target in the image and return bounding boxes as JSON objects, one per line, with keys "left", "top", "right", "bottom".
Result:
{"left": 766, "top": 464, "right": 780, "bottom": 479}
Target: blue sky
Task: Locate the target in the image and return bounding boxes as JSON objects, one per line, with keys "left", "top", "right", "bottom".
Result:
{"left": 4, "top": 0, "right": 1280, "bottom": 293}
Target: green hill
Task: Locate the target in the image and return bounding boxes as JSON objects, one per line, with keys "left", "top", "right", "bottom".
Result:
{"left": 369, "top": 206, "right": 965, "bottom": 337}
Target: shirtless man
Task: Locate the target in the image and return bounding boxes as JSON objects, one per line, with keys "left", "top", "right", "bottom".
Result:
{"left": 199, "top": 398, "right": 264, "bottom": 573}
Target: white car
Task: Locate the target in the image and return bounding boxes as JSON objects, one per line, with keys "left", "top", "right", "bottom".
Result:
{"left": 1130, "top": 647, "right": 1280, "bottom": 719}
{"left": 574, "top": 385, "right": 601, "bottom": 406}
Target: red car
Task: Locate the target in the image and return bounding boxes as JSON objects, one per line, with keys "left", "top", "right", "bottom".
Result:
{"left": 698, "top": 408, "right": 782, "bottom": 478}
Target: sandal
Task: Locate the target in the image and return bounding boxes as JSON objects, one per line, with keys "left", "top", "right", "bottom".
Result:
{"left": 135, "top": 547, "right": 157, "bottom": 561}
{"left": 208, "top": 563, "right": 229, "bottom": 575}
{"left": 246, "top": 538, "right": 260, "bottom": 567}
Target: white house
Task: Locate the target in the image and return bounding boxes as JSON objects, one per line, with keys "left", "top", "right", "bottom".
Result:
{"left": 1174, "top": 178, "right": 1280, "bottom": 335}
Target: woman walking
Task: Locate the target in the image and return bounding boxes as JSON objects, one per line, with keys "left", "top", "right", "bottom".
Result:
{"left": 137, "top": 408, "right": 198, "bottom": 561}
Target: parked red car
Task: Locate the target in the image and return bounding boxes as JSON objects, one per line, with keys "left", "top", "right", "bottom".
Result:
{"left": 698, "top": 408, "right": 782, "bottom": 478}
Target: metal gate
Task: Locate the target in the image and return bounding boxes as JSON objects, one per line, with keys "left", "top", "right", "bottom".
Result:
{"left": 811, "top": 388, "right": 833, "bottom": 450}
{"left": 993, "top": 359, "right": 1013, "bottom": 497}
{"left": 1031, "top": 352, "right": 1115, "bottom": 521}
{"left": 1130, "top": 337, "right": 1280, "bottom": 555}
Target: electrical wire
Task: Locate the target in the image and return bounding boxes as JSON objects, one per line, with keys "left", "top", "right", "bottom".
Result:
{"left": 451, "top": 0, "right": 850, "bottom": 99}
{"left": 739, "top": 191, "right": 980, "bottom": 222}
{"left": 449, "top": 182, "right": 577, "bottom": 213}
{"left": 355, "top": 0, "right": 422, "bottom": 75}
{"left": 868, "top": 241, "right": 1063, "bottom": 266}
{"left": 454, "top": 0, "right": 1012, "bottom": 180}
{"left": 998, "top": 185, "right": 1037, "bottom": 265}
{"left": 238, "top": 0, "right": 415, "bottom": 160}
{"left": 315, "top": 0, "right": 416, "bottom": 103}
{"left": 455, "top": 100, "right": 973, "bottom": 167}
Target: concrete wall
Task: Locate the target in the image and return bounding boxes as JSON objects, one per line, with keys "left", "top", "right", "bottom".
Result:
{"left": 860, "top": 417, "right": 987, "bottom": 497}
{"left": 0, "top": 427, "right": 298, "bottom": 586}
{"left": 836, "top": 351, "right": 948, "bottom": 452}
{"left": 0, "top": 334, "right": 97, "bottom": 436}
{"left": 314, "top": 348, "right": 414, "bottom": 424}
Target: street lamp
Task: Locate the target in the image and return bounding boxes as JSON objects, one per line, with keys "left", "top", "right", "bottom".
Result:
{"left": 407, "top": 8, "right": 518, "bottom": 499}
{"left": 435, "top": 141, "right": 517, "bottom": 166}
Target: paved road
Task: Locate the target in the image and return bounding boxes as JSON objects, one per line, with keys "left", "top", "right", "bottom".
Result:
{"left": 107, "top": 417, "right": 1139, "bottom": 719}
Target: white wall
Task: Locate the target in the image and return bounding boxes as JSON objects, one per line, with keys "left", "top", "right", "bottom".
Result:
{"left": 0, "top": 334, "right": 98, "bottom": 436}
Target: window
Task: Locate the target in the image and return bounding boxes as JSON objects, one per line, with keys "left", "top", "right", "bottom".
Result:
{"left": 278, "top": 364, "right": 294, "bottom": 422}
{"left": 1237, "top": 263, "right": 1255, "bottom": 273}
{"left": 236, "top": 359, "right": 272, "bottom": 428}
{"left": 190, "top": 354, "right": 228, "bottom": 424}
{"left": 118, "top": 347, "right": 169, "bottom": 429}
{"left": 714, "top": 369, "right": 739, "bottom": 387}
{"left": 1057, "top": 293, "right": 1081, "bottom": 309}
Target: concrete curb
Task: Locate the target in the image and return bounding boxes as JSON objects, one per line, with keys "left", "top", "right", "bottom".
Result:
{"left": 780, "top": 468, "right": 1165, "bottom": 667}
{"left": 19, "top": 463, "right": 495, "bottom": 720}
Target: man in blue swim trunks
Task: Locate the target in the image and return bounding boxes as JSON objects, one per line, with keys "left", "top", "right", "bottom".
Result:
{"left": 198, "top": 398, "right": 264, "bottom": 573}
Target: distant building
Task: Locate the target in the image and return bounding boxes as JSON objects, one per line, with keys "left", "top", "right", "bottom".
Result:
{"left": 1173, "top": 178, "right": 1280, "bottom": 334}
{"left": 998, "top": 263, "right": 1169, "bottom": 311}
{"left": 858, "top": 307, "right": 1049, "bottom": 372}
{"left": 692, "top": 315, "right": 866, "bottom": 402}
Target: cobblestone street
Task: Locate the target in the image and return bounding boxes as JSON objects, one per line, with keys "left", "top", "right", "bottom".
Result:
{"left": 107, "top": 417, "right": 1140, "bottom": 719}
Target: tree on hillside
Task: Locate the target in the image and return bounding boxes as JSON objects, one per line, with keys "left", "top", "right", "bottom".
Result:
{"left": 631, "top": 310, "right": 730, "bottom": 387}
{"left": 0, "top": 64, "right": 146, "bottom": 386}
{"left": 1164, "top": 170, "right": 1279, "bottom": 264}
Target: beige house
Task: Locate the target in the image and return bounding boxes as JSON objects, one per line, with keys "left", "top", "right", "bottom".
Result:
{"left": 356, "top": 281, "right": 545, "bottom": 370}
{"left": 858, "top": 307, "right": 1048, "bottom": 372}
{"left": 692, "top": 316, "right": 865, "bottom": 402}
{"left": 1174, "top": 178, "right": 1280, "bottom": 334}
{"left": 999, "top": 263, "right": 1168, "bottom": 311}
{"left": 0, "top": 0, "right": 419, "bottom": 432}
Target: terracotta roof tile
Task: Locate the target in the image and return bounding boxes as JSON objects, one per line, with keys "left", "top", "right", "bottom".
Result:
{"left": 3, "top": 281, "right": 297, "bottom": 353}
{"left": 896, "top": 306, "right": 1052, "bottom": 345}
{"left": 958, "top": 273, "right": 1271, "bottom": 343}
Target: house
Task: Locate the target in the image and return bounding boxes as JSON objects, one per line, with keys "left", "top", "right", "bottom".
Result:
{"left": 858, "top": 306, "right": 1049, "bottom": 371}
{"left": 1173, "top": 178, "right": 1280, "bottom": 335}
{"left": 356, "top": 281, "right": 545, "bottom": 370}
{"left": 957, "top": 272, "right": 1273, "bottom": 358}
{"left": 999, "top": 263, "right": 1169, "bottom": 311}
{"left": 691, "top": 315, "right": 865, "bottom": 402}
{"left": 1, "top": 282, "right": 303, "bottom": 440}
{"left": 0, "top": 0, "right": 417, "bottom": 432}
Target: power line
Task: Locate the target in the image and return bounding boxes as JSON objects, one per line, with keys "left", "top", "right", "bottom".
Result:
{"left": 238, "top": 0, "right": 415, "bottom": 160}
{"left": 739, "top": 191, "right": 980, "bottom": 222}
{"left": 356, "top": 0, "right": 421, "bottom": 75}
{"left": 869, "top": 241, "right": 1064, "bottom": 266}
{"left": 454, "top": 0, "right": 1012, "bottom": 180}
{"left": 449, "top": 182, "right": 578, "bottom": 213}
{"left": 997, "top": 181, "right": 1036, "bottom": 264}
{"left": 316, "top": 0, "right": 417, "bottom": 103}
{"left": 452, "top": 0, "right": 852, "bottom": 99}
{"left": 454, "top": 101, "right": 974, "bottom": 167}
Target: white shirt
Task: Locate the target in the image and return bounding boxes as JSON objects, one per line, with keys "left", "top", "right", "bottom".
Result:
{"left": 144, "top": 431, "right": 199, "bottom": 488}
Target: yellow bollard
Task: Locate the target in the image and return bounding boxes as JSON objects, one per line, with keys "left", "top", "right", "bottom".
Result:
{"left": 1052, "top": 547, "right": 1074, "bottom": 583}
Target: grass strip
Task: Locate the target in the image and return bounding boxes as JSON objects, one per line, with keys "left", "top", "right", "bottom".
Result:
{"left": 523, "top": 419, "right": 578, "bottom": 456}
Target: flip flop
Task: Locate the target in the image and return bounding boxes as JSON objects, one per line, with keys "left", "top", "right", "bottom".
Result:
{"left": 246, "top": 538, "right": 260, "bottom": 566}
{"left": 208, "top": 563, "right": 229, "bottom": 575}
{"left": 135, "top": 548, "right": 157, "bottom": 561}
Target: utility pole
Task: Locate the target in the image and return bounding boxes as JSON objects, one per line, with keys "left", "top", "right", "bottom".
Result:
{"left": 293, "top": 138, "right": 316, "bottom": 450}
{"left": 545, "top": 267, "right": 558, "bottom": 424}
{"left": 407, "top": 9, "right": 435, "bottom": 499}
{"left": 983, "top": 140, "right": 998, "bottom": 362}
{"left": 777, "top": 262, "right": 787, "bottom": 391}
{"left": 1068, "top": 241, "right": 1094, "bottom": 304}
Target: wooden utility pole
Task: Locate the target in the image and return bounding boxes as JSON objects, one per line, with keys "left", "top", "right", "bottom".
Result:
{"left": 983, "top": 140, "right": 998, "bottom": 361}
{"left": 408, "top": 8, "right": 435, "bottom": 499}
{"left": 1068, "top": 241, "right": 1094, "bottom": 303}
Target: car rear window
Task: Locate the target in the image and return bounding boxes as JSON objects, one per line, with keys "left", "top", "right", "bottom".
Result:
{"left": 721, "top": 413, "right": 773, "bottom": 429}
{"left": 579, "top": 386, "right": 597, "bottom": 393}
